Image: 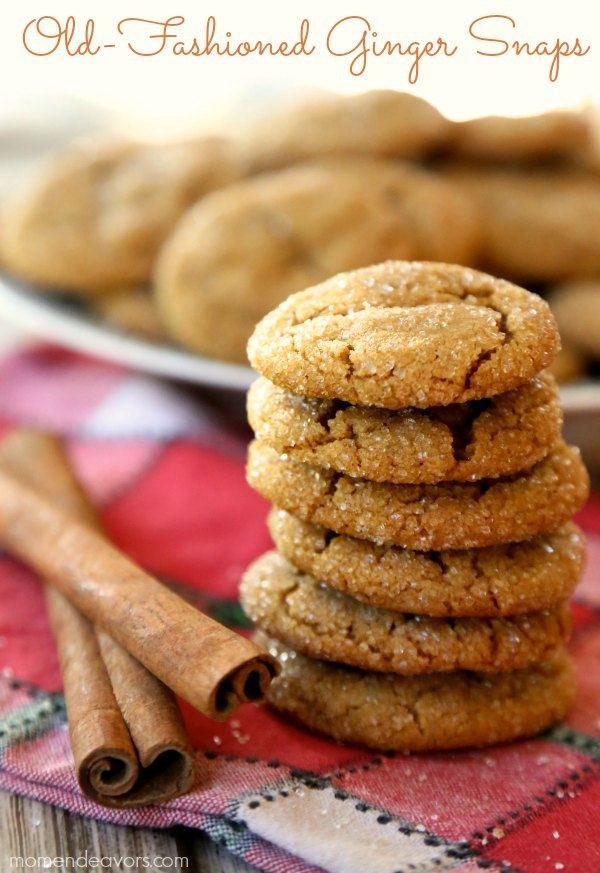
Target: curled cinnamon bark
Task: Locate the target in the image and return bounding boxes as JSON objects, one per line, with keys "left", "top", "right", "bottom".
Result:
{"left": 0, "top": 430, "right": 195, "bottom": 806}
{"left": 0, "top": 430, "right": 277, "bottom": 803}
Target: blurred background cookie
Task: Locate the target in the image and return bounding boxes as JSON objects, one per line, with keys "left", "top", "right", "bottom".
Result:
{"left": 548, "top": 345, "right": 588, "bottom": 385}
{"left": 447, "top": 109, "right": 591, "bottom": 164}
{"left": 91, "top": 288, "right": 165, "bottom": 343}
{"left": 1, "top": 88, "right": 600, "bottom": 399}
{"left": 549, "top": 280, "right": 600, "bottom": 361}
{"left": 242, "top": 90, "right": 449, "bottom": 170}
{"left": 155, "top": 160, "right": 480, "bottom": 364}
{"left": 446, "top": 167, "right": 600, "bottom": 283}
{"left": 0, "top": 136, "right": 247, "bottom": 293}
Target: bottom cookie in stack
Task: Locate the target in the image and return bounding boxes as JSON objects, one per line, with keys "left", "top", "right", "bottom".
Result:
{"left": 241, "top": 551, "right": 577, "bottom": 751}
{"left": 256, "top": 632, "right": 575, "bottom": 752}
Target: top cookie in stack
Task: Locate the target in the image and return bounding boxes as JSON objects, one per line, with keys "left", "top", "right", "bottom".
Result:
{"left": 242, "top": 261, "right": 589, "bottom": 752}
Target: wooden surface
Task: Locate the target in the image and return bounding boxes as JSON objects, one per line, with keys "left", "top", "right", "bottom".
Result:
{"left": 0, "top": 791, "right": 257, "bottom": 872}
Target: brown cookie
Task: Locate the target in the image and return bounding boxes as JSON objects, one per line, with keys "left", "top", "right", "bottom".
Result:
{"left": 547, "top": 345, "right": 587, "bottom": 384}
{"left": 448, "top": 110, "right": 592, "bottom": 164}
{"left": 92, "top": 288, "right": 165, "bottom": 342}
{"left": 248, "top": 372, "right": 562, "bottom": 484}
{"left": 248, "top": 262, "right": 559, "bottom": 409}
{"left": 445, "top": 167, "right": 600, "bottom": 283}
{"left": 0, "top": 136, "right": 245, "bottom": 293}
{"left": 155, "top": 163, "right": 480, "bottom": 364}
{"left": 269, "top": 510, "right": 584, "bottom": 617}
{"left": 242, "top": 552, "right": 570, "bottom": 674}
{"left": 243, "top": 90, "right": 448, "bottom": 170}
{"left": 259, "top": 633, "right": 576, "bottom": 751}
{"left": 549, "top": 280, "right": 600, "bottom": 359}
{"left": 247, "top": 440, "right": 589, "bottom": 550}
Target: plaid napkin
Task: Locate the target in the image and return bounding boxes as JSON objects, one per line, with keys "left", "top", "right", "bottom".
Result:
{"left": 0, "top": 345, "right": 599, "bottom": 873}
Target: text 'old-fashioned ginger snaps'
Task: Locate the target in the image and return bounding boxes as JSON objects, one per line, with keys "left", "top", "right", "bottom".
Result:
{"left": 247, "top": 440, "right": 588, "bottom": 551}
{"left": 268, "top": 510, "right": 584, "bottom": 617}
{"left": 247, "top": 262, "right": 560, "bottom": 409}
{"left": 155, "top": 163, "right": 480, "bottom": 364}
{"left": 248, "top": 372, "right": 562, "bottom": 484}
{"left": 241, "top": 552, "right": 570, "bottom": 674}
{"left": 259, "top": 634, "right": 576, "bottom": 752}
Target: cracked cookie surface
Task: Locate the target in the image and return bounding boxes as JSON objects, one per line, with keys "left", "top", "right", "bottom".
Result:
{"left": 156, "top": 163, "right": 480, "bottom": 364}
{"left": 258, "top": 633, "right": 576, "bottom": 751}
{"left": 248, "top": 262, "right": 560, "bottom": 408}
{"left": 269, "top": 510, "right": 584, "bottom": 616}
{"left": 242, "top": 552, "right": 570, "bottom": 674}
{"left": 247, "top": 440, "right": 589, "bottom": 550}
{"left": 248, "top": 372, "right": 562, "bottom": 484}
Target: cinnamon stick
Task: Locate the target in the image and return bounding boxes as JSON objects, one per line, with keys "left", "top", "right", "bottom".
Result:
{"left": 0, "top": 430, "right": 195, "bottom": 806}
{"left": 0, "top": 431, "right": 278, "bottom": 718}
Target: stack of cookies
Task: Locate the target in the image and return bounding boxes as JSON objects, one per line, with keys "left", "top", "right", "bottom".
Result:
{"left": 241, "top": 261, "right": 590, "bottom": 752}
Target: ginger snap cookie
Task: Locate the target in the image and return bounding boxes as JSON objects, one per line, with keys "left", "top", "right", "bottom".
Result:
{"left": 92, "top": 288, "right": 165, "bottom": 342}
{"left": 259, "top": 633, "right": 576, "bottom": 751}
{"left": 242, "top": 552, "right": 570, "bottom": 674}
{"left": 0, "top": 136, "right": 246, "bottom": 293}
{"left": 548, "top": 345, "right": 587, "bottom": 384}
{"left": 247, "top": 262, "right": 559, "bottom": 409}
{"left": 448, "top": 109, "right": 592, "bottom": 164}
{"left": 269, "top": 510, "right": 584, "bottom": 617}
{"left": 155, "top": 163, "right": 480, "bottom": 364}
{"left": 248, "top": 372, "right": 562, "bottom": 484}
{"left": 549, "top": 280, "right": 600, "bottom": 360}
{"left": 243, "top": 90, "right": 448, "bottom": 170}
{"left": 247, "top": 440, "right": 589, "bottom": 550}
{"left": 445, "top": 167, "right": 600, "bottom": 283}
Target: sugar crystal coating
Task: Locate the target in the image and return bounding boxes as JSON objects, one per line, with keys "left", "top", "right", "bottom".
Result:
{"left": 248, "top": 372, "right": 562, "bottom": 484}
{"left": 248, "top": 261, "right": 560, "bottom": 409}
{"left": 259, "top": 633, "right": 576, "bottom": 752}
{"left": 269, "top": 510, "right": 584, "bottom": 616}
{"left": 241, "top": 552, "right": 570, "bottom": 674}
{"left": 244, "top": 259, "right": 582, "bottom": 751}
{"left": 247, "top": 440, "right": 589, "bottom": 551}
{"left": 156, "top": 167, "right": 480, "bottom": 364}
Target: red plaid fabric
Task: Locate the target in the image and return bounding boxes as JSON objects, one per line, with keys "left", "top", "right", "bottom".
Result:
{"left": 0, "top": 345, "right": 599, "bottom": 873}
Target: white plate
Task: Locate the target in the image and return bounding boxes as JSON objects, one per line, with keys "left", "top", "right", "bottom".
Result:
{"left": 0, "top": 273, "right": 598, "bottom": 416}
{"left": 0, "top": 274, "right": 256, "bottom": 392}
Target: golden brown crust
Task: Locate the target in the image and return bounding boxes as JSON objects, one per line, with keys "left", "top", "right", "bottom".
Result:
{"left": 445, "top": 167, "right": 600, "bottom": 283}
{"left": 248, "top": 262, "right": 559, "bottom": 409}
{"left": 259, "top": 634, "right": 576, "bottom": 751}
{"left": 242, "top": 552, "right": 571, "bottom": 674}
{"left": 243, "top": 90, "right": 449, "bottom": 170}
{"left": 247, "top": 440, "right": 589, "bottom": 550}
{"left": 269, "top": 510, "right": 584, "bottom": 617}
{"left": 0, "top": 137, "right": 246, "bottom": 293}
{"left": 248, "top": 373, "right": 562, "bottom": 484}
{"left": 156, "top": 164, "right": 480, "bottom": 364}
